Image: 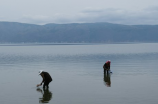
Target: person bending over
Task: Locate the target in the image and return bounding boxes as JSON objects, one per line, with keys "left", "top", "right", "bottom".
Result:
{"left": 37, "top": 70, "right": 52, "bottom": 89}
{"left": 103, "top": 60, "right": 111, "bottom": 74}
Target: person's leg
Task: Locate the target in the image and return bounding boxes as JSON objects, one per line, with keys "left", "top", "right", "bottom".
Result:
{"left": 104, "top": 68, "right": 108, "bottom": 74}
{"left": 43, "top": 82, "right": 46, "bottom": 89}
{"left": 44, "top": 81, "right": 50, "bottom": 89}
{"left": 104, "top": 69, "right": 106, "bottom": 74}
{"left": 106, "top": 69, "right": 108, "bottom": 74}
{"left": 47, "top": 82, "right": 50, "bottom": 88}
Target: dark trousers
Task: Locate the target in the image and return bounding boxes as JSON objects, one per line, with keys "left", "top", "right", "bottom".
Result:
{"left": 43, "top": 81, "right": 51, "bottom": 89}
{"left": 104, "top": 67, "right": 110, "bottom": 74}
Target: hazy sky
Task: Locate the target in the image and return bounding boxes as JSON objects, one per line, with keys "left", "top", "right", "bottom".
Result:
{"left": 1, "top": 0, "right": 158, "bottom": 25}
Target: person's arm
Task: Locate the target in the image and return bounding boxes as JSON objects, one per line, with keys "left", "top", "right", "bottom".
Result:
{"left": 103, "top": 63, "right": 106, "bottom": 69}
{"left": 40, "top": 74, "right": 45, "bottom": 85}
{"left": 37, "top": 74, "right": 45, "bottom": 87}
{"left": 40, "top": 78, "right": 45, "bottom": 85}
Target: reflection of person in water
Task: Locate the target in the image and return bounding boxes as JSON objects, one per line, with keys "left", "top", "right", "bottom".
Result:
{"left": 103, "top": 72, "right": 111, "bottom": 87}
{"left": 36, "top": 88, "right": 53, "bottom": 103}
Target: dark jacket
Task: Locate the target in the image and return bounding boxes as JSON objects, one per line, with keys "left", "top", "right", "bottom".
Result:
{"left": 42, "top": 72, "right": 52, "bottom": 83}
{"left": 103, "top": 61, "right": 111, "bottom": 69}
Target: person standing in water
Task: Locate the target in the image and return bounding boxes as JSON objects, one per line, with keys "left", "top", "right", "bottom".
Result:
{"left": 37, "top": 70, "right": 52, "bottom": 89}
{"left": 103, "top": 60, "right": 111, "bottom": 74}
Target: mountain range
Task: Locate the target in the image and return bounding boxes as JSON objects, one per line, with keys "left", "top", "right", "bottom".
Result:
{"left": 0, "top": 22, "right": 158, "bottom": 43}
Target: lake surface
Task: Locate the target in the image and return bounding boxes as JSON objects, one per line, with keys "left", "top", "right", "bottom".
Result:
{"left": 0, "top": 43, "right": 158, "bottom": 104}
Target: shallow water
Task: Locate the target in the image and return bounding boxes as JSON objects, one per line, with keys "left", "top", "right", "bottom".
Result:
{"left": 0, "top": 43, "right": 158, "bottom": 104}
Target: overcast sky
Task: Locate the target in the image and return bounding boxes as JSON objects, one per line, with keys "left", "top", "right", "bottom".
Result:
{"left": 0, "top": 0, "right": 158, "bottom": 25}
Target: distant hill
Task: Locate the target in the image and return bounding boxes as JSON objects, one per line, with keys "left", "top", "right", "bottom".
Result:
{"left": 0, "top": 22, "right": 158, "bottom": 43}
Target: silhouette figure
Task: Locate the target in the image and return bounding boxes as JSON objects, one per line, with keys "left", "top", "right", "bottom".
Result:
{"left": 36, "top": 88, "right": 53, "bottom": 103}
{"left": 103, "top": 60, "right": 111, "bottom": 74}
{"left": 37, "top": 70, "right": 53, "bottom": 89}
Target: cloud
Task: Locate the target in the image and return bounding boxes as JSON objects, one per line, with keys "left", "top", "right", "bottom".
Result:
{"left": 19, "top": 15, "right": 50, "bottom": 24}
{"left": 145, "top": 6, "right": 158, "bottom": 12}
{"left": 15, "top": 6, "right": 158, "bottom": 25}
{"left": 72, "top": 7, "right": 158, "bottom": 25}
